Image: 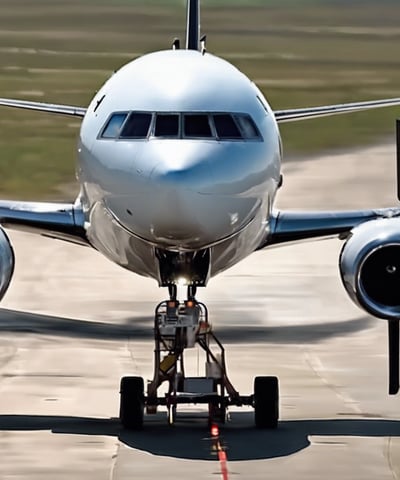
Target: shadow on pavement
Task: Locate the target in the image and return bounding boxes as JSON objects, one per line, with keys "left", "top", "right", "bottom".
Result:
{"left": 0, "top": 413, "right": 399, "bottom": 461}
{"left": 215, "top": 316, "right": 375, "bottom": 344}
{"left": 0, "top": 308, "right": 375, "bottom": 344}
{"left": 0, "top": 308, "right": 153, "bottom": 340}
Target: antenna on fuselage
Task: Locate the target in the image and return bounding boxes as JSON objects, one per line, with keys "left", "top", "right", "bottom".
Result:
{"left": 397, "top": 119, "right": 400, "bottom": 201}
{"left": 186, "top": 0, "right": 200, "bottom": 51}
{"left": 172, "top": 38, "right": 180, "bottom": 50}
{"left": 200, "top": 34, "right": 207, "bottom": 55}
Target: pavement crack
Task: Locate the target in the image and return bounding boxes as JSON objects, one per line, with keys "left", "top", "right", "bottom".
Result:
{"left": 0, "top": 342, "right": 18, "bottom": 379}
{"left": 108, "top": 440, "right": 120, "bottom": 480}
{"left": 386, "top": 437, "right": 400, "bottom": 480}
{"left": 303, "top": 349, "right": 362, "bottom": 415}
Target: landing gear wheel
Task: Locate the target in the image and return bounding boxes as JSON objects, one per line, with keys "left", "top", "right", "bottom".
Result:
{"left": 119, "top": 376, "right": 144, "bottom": 430}
{"left": 254, "top": 376, "right": 279, "bottom": 429}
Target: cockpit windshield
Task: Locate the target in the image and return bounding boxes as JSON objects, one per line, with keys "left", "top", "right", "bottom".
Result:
{"left": 120, "top": 112, "right": 152, "bottom": 138}
{"left": 154, "top": 114, "right": 179, "bottom": 137}
{"left": 99, "top": 112, "right": 262, "bottom": 141}
{"left": 213, "top": 114, "right": 242, "bottom": 139}
{"left": 183, "top": 114, "right": 213, "bottom": 138}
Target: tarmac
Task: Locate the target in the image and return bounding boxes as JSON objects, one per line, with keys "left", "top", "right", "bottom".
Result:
{"left": 0, "top": 141, "right": 399, "bottom": 479}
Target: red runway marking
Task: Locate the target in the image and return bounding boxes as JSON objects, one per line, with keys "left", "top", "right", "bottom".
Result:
{"left": 218, "top": 449, "right": 229, "bottom": 480}
{"left": 210, "top": 424, "right": 229, "bottom": 480}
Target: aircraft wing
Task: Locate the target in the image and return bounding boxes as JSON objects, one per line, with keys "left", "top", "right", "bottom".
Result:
{"left": 0, "top": 98, "right": 400, "bottom": 123}
{"left": 261, "top": 207, "right": 400, "bottom": 248}
{"left": 0, "top": 98, "right": 86, "bottom": 117}
{"left": 0, "top": 101, "right": 87, "bottom": 243}
{"left": 1, "top": 96, "right": 400, "bottom": 122}
{"left": 274, "top": 97, "right": 400, "bottom": 123}
{"left": 0, "top": 200, "right": 88, "bottom": 245}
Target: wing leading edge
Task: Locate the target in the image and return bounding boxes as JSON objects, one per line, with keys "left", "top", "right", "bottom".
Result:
{"left": 1, "top": 96, "right": 400, "bottom": 123}
{"left": 0, "top": 98, "right": 86, "bottom": 117}
{"left": 274, "top": 97, "right": 400, "bottom": 123}
{"left": 261, "top": 208, "right": 400, "bottom": 248}
{"left": 0, "top": 201, "right": 88, "bottom": 245}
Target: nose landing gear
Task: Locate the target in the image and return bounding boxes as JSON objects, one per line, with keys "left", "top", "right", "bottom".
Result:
{"left": 119, "top": 285, "right": 279, "bottom": 429}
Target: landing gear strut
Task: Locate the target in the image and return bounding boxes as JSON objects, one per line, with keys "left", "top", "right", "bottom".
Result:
{"left": 119, "top": 285, "right": 279, "bottom": 429}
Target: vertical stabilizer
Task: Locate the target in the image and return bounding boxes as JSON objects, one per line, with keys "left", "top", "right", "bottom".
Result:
{"left": 186, "top": 0, "right": 200, "bottom": 50}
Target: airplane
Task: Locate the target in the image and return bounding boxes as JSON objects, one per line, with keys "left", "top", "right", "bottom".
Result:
{"left": 1, "top": 0, "right": 400, "bottom": 430}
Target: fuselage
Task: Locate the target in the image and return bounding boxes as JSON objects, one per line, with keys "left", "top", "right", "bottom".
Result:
{"left": 77, "top": 50, "right": 282, "bottom": 285}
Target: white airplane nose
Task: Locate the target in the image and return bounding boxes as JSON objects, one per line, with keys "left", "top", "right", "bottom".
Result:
{"left": 141, "top": 163, "right": 260, "bottom": 249}
{"left": 106, "top": 160, "right": 260, "bottom": 250}
{"left": 102, "top": 136, "right": 268, "bottom": 250}
{"left": 150, "top": 163, "right": 206, "bottom": 196}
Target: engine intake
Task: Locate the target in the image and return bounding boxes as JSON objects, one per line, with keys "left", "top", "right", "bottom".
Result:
{"left": 340, "top": 217, "right": 400, "bottom": 319}
{"left": 0, "top": 227, "right": 14, "bottom": 300}
{"left": 361, "top": 245, "right": 400, "bottom": 308}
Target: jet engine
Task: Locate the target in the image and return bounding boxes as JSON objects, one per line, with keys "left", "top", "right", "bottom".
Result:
{"left": 339, "top": 216, "right": 400, "bottom": 394}
{"left": 339, "top": 216, "right": 400, "bottom": 320}
{"left": 0, "top": 227, "right": 15, "bottom": 300}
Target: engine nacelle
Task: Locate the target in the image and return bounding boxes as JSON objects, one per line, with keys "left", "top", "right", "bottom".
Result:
{"left": 340, "top": 217, "right": 400, "bottom": 320}
{"left": 0, "top": 228, "right": 15, "bottom": 300}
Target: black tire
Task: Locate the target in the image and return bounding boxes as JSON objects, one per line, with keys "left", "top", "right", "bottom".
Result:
{"left": 254, "top": 376, "right": 279, "bottom": 429}
{"left": 119, "top": 376, "right": 145, "bottom": 430}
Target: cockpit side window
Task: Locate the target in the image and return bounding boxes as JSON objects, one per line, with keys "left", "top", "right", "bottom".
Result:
{"left": 101, "top": 113, "right": 128, "bottom": 138}
{"left": 234, "top": 114, "right": 260, "bottom": 139}
{"left": 120, "top": 112, "right": 152, "bottom": 138}
{"left": 183, "top": 114, "right": 213, "bottom": 138}
{"left": 213, "top": 114, "right": 242, "bottom": 140}
{"left": 154, "top": 114, "right": 180, "bottom": 137}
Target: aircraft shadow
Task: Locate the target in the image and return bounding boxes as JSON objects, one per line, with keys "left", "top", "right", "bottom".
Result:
{"left": 0, "top": 308, "right": 375, "bottom": 344}
{"left": 0, "top": 308, "right": 153, "bottom": 340}
{"left": 214, "top": 316, "right": 375, "bottom": 344}
{"left": 0, "top": 413, "right": 399, "bottom": 461}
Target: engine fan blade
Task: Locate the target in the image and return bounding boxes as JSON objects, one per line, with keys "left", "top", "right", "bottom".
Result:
{"left": 397, "top": 119, "right": 400, "bottom": 201}
{"left": 388, "top": 319, "right": 400, "bottom": 394}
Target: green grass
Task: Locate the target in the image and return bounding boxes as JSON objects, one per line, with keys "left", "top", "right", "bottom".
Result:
{"left": 0, "top": 0, "right": 400, "bottom": 198}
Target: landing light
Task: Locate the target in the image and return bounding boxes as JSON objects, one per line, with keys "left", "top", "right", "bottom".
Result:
{"left": 210, "top": 424, "right": 219, "bottom": 437}
{"left": 177, "top": 277, "right": 188, "bottom": 286}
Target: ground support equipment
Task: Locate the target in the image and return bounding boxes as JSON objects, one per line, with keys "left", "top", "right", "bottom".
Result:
{"left": 119, "top": 297, "right": 279, "bottom": 429}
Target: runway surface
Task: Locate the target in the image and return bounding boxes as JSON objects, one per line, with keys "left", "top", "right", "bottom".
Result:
{"left": 0, "top": 142, "right": 400, "bottom": 479}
